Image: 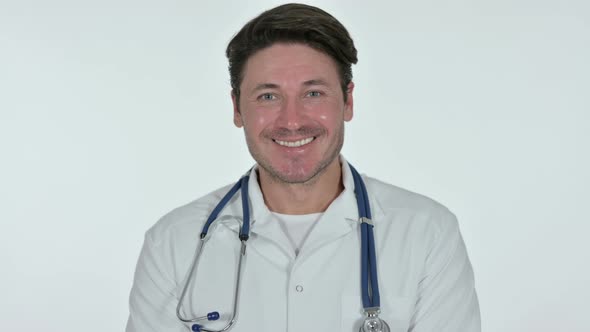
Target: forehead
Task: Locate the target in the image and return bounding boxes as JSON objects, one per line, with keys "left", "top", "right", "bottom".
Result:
{"left": 240, "top": 43, "right": 340, "bottom": 88}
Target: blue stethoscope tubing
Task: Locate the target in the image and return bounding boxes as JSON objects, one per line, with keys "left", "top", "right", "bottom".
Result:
{"left": 349, "top": 165, "right": 380, "bottom": 309}
{"left": 176, "top": 165, "right": 389, "bottom": 332}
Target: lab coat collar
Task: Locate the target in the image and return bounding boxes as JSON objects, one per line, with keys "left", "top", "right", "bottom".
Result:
{"left": 246, "top": 155, "right": 360, "bottom": 223}
{"left": 215, "top": 156, "right": 384, "bottom": 259}
{"left": 296, "top": 157, "right": 360, "bottom": 258}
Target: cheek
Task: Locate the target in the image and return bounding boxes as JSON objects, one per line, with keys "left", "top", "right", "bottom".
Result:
{"left": 242, "top": 108, "right": 276, "bottom": 133}
{"left": 304, "top": 97, "right": 344, "bottom": 121}
{"left": 309, "top": 105, "right": 343, "bottom": 129}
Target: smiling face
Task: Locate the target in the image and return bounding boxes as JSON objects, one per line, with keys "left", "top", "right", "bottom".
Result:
{"left": 232, "top": 43, "right": 354, "bottom": 184}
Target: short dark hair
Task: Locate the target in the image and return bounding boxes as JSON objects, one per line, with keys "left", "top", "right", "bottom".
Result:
{"left": 226, "top": 3, "right": 358, "bottom": 101}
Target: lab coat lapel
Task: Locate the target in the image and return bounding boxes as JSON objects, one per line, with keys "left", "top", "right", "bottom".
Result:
{"left": 245, "top": 169, "right": 296, "bottom": 262}
{"left": 214, "top": 160, "right": 379, "bottom": 264}
{"left": 222, "top": 168, "right": 303, "bottom": 261}
{"left": 296, "top": 161, "right": 359, "bottom": 259}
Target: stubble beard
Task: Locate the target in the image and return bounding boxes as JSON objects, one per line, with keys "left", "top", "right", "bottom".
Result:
{"left": 246, "top": 123, "right": 345, "bottom": 186}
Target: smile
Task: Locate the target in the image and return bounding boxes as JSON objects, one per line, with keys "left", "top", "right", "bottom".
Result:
{"left": 273, "top": 137, "right": 315, "bottom": 147}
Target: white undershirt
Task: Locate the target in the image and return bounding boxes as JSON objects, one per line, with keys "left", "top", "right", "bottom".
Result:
{"left": 272, "top": 212, "right": 323, "bottom": 256}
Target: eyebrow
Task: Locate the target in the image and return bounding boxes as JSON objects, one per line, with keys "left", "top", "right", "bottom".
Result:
{"left": 251, "top": 79, "right": 329, "bottom": 91}
{"left": 302, "top": 79, "right": 329, "bottom": 87}
{"left": 252, "top": 83, "right": 280, "bottom": 92}
{"left": 248, "top": 78, "right": 331, "bottom": 96}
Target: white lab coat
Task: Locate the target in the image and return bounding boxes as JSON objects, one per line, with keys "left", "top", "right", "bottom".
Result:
{"left": 126, "top": 159, "right": 481, "bottom": 332}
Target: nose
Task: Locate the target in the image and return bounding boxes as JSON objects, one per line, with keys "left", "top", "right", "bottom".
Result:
{"left": 276, "top": 97, "right": 305, "bottom": 130}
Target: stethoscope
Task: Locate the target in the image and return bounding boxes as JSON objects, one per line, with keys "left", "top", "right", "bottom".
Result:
{"left": 176, "top": 165, "right": 390, "bottom": 332}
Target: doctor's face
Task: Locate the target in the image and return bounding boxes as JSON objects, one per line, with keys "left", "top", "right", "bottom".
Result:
{"left": 232, "top": 43, "right": 354, "bottom": 184}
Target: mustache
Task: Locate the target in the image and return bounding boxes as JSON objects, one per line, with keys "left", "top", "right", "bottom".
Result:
{"left": 263, "top": 126, "right": 325, "bottom": 139}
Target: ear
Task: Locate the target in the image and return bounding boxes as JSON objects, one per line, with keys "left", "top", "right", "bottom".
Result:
{"left": 231, "top": 91, "right": 243, "bottom": 128}
{"left": 343, "top": 82, "right": 354, "bottom": 122}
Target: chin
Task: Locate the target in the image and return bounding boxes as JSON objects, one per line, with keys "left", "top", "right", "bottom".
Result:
{"left": 271, "top": 166, "right": 312, "bottom": 184}
{"left": 267, "top": 159, "right": 329, "bottom": 184}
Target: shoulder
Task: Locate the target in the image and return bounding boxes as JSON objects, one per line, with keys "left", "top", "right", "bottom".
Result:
{"left": 362, "top": 175, "right": 459, "bottom": 235}
{"left": 144, "top": 183, "right": 235, "bottom": 245}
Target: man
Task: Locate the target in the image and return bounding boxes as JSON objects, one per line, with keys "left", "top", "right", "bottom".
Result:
{"left": 126, "top": 3, "right": 480, "bottom": 332}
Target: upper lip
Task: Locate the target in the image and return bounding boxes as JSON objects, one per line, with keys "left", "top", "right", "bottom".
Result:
{"left": 272, "top": 136, "right": 315, "bottom": 142}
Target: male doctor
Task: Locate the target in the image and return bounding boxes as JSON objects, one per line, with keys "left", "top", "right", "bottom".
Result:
{"left": 127, "top": 3, "right": 480, "bottom": 332}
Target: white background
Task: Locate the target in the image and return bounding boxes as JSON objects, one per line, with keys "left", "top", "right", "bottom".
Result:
{"left": 1, "top": 0, "right": 588, "bottom": 331}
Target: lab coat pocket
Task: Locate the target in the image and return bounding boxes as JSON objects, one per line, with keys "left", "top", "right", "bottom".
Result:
{"left": 340, "top": 295, "right": 414, "bottom": 332}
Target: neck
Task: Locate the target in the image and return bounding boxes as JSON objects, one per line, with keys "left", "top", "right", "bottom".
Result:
{"left": 257, "top": 159, "right": 344, "bottom": 215}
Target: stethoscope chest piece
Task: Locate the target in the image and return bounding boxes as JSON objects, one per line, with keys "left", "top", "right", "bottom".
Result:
{"left": 359, "top": 309, "right": 390, "bottom": 332}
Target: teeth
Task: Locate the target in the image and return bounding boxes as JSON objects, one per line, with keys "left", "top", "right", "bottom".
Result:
{"left": 274, "top": 137, "right": 314, "bottom": 147}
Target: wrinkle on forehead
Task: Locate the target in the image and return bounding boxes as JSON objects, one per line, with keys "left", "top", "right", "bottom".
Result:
{"left": 241, "top": 44, "right": 341, "bottom": 95}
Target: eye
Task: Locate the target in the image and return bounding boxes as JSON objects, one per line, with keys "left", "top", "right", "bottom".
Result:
{"left": 258, "top": 93, "right": 276, "bottom": 101}
{"left": 307, "top": 91, "right": 322, "bottom": 97}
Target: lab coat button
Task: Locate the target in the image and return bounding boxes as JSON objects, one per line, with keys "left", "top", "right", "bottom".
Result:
{"left": 295, "top": 285, "right": 303, "bottom": 292}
